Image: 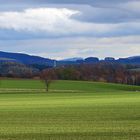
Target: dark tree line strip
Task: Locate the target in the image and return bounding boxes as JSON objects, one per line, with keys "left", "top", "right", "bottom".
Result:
{"left": 0, "top": 61, "right": 39, "bottom": 78}
{"left": 40, "top": 63, "right": 140, "bottom": 86}
{"left": 0, "top": 61, "right": 140, "bottom": 86}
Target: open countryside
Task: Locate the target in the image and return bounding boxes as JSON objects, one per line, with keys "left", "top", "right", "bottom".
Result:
{"left": 0, "top": 79, "right": 139, "bottom": 140}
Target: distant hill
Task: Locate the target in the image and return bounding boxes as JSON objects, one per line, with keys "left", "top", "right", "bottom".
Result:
{"left": 117, "top": 56, "right": 140, "bottom": 64}
{"left": 0, "top": 51, "right": 55, "bottom": 67}
{"left": 58, "top": 56, "right": 140, "bottom": 65}
{"left": 0, "top": 51, "right": 140, "bottom": 66}
{"left": 0, "top": 57, "right": 17, "bottom": 62}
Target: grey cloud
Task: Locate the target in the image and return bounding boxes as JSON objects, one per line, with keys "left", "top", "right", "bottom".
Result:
{"left": 0, "top": 0, "right": 140, "bottom": 59}
{"left": 0, "top": 0, "right": 137, "bottom": 6}
{"left": 71, "top": 5, "right": 140, "bottom": 23}
{"left": 0, "top": 0, "right": 140, "bottom": 24}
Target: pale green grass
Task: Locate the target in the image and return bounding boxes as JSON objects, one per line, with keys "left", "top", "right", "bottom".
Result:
{"left": 0, "top": 80, "right": 139, "bottom": 140}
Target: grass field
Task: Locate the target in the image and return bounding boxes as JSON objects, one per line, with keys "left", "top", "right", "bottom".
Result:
{"left": 0, "top": 79, "right": 139, "bottom": 140}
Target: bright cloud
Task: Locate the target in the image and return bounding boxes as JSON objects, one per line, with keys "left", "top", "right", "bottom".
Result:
{"left": 0, "top": 8, "right": 79, "bottom": 32}
{"left": 0, "top": 7, "right": 121, "bottom": 38}
{"left": 0, "top": 7, "right": 140, "bottom": 39}
{"left": 0, "top": 0, "right": 140, "bottom": 58}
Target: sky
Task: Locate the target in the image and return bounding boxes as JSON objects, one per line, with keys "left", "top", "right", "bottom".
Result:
{"left": 0, "top": 0, "right": 140, "bottom": 59}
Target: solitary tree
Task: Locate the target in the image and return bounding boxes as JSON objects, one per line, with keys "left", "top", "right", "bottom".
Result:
{"left": 40, "top": 69, "right": 56, "bottom": 92}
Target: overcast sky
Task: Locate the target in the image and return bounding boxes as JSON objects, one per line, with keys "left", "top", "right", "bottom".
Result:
{"left": 0, "top": 0, "right": 140, "bottom": 59}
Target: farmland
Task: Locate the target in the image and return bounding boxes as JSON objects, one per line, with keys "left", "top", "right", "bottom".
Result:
{"left": 0, "top": 79, "right": 139, "bottom": 140}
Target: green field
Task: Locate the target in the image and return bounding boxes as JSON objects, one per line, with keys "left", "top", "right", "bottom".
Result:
{"left": 0, "top": 79, "right": 139, "bottom": 140}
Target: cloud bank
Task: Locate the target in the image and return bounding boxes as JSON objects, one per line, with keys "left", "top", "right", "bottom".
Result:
{"left": 0, "top": 7, "right": 140, "bottom": 39}
{"left": 0, "top": 0, "right": 140, "bottom": 58}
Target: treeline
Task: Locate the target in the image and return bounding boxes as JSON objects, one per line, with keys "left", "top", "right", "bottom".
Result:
{"left": 1, "top": 61, "right": 140, "bottom": 86}
{"left": 0, "top": 61, "right": 39, "bottom": 78}
{"left": 43, "top": 63, "right": 140, "bottom": 86}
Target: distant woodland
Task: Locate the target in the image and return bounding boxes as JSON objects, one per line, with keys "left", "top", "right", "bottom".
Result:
{"left": 1, "top": 61, "right": 140, "bottom": 86}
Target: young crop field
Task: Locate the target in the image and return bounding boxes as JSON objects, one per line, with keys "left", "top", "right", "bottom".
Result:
{"left": 0, "top": 79, "right": 139, "bottom": 140}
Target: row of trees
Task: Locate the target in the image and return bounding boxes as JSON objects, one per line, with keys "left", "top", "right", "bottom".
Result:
{"left": 0, "top": 61, "right": 39, "bottom": 78}
{"left": 0, "top": 61, "right": 140, "bottom": 91}
{"left": 40, "top": 63, "right": 140, "bottom": 91}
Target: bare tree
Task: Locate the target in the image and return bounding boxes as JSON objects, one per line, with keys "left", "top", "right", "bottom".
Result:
{"left": 40, "top": 69, "right": 56, "bottom": 92}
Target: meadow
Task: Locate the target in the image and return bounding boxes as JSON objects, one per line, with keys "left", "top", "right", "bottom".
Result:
{"left": 0, "top": 79, "right": 139, "bottom": 140}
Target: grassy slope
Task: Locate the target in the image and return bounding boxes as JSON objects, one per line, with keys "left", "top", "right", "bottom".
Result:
{"left": 0, "top": 80, "right": 139, "bottom": 140}
{"left": 1, "top": 79, "right": 140, "bottom": 91}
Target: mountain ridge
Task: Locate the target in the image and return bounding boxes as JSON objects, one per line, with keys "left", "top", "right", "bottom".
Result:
{"left": 0, "top": 51, "right": 140, "bottom": 66}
